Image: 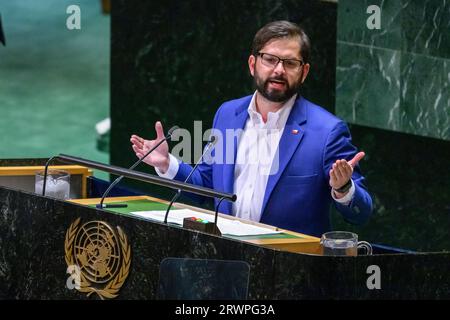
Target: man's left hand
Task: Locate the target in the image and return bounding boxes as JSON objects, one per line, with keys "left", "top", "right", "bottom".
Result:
{"left": 329, "top": 152, "right": 365, "bottom": 197}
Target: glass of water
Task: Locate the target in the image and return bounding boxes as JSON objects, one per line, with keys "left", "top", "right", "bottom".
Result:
{"left": 320, "top": 231, "right": 372, "bottom": 256}
{"left": 35, "top": 169, "right": 70, "bottom": 200}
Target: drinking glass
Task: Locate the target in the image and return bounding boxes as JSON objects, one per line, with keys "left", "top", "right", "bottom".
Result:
{"left": 320, "top": 231, "right": 372, "bottom": 256}
{"left": 35, "top": 169, "right": 70, "bottom": 200}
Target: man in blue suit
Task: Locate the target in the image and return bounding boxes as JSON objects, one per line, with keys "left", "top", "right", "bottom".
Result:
{"left": 130, "top": 21, "right": 373, "bottom": 237}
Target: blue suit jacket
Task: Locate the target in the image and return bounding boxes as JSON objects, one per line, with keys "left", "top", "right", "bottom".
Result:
{"left": 174, "top": 95, "right": 373, "bottom": 237}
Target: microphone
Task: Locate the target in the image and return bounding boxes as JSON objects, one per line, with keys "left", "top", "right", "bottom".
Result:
{"left": 163, "top": 135, "right": 217, "bottom": 224}
{"left": 96, "top": 125, "right": 179, "bottom": 209}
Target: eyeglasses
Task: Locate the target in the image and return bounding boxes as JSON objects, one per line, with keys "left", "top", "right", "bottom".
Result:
{"left": 257, "top": 52, "right": 304, "bottom": 71}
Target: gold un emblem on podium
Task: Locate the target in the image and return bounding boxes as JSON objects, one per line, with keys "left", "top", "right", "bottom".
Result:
{"left": 65, "top": 218, "right": 131, "bottom": 299}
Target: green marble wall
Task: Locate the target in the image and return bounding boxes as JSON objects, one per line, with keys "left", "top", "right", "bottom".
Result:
{"left": 336, "top": 0, "right": 450, "bottom": 140}
{"left": 334, "top": 0, "right": 450, "bottom": 252}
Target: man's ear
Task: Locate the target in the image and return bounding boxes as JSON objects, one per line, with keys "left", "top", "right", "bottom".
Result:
{"left": 301, "top": 63, "right": 310, "bottom": 83}
{"left": 248, "top": 55, "right": 256, "bottom": 77}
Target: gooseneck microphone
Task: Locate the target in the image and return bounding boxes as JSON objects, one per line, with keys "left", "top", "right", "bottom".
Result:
{"left": 96, "top": 125, "right": 179, "bottom": 209}
{"left": 163, "top": 135, "right": 217, "bottom": 224}
{"left": 41, "top": 156, "right": 58, "bottom": 197}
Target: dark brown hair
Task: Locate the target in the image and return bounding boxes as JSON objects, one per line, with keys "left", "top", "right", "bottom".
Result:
{"left": 251, "top": 20, "right": 311, "bottom": 63}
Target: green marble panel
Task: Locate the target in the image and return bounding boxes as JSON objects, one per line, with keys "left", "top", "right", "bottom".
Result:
{"left": 402, "top": 0, "right": 450, "bottom": 59}
{"left": 337, "top": 0, "right": 402, "bottom": 50}
{"left": 337, "top": 0, "right": 450, "bottom": 141}
{"left": 336, "top": 43, "right": 401, "bottom": 130}
{"left": 400, "top": 53, "right": 450, "bottom": 140}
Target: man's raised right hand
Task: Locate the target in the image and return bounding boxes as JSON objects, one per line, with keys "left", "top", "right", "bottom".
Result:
{"left": 130, "top": 121, "right": 170, "bottom": 174}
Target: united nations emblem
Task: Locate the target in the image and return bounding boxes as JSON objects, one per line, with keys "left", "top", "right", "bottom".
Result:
{"left": 65, "top": 218, "right": 131, "bottom": 299}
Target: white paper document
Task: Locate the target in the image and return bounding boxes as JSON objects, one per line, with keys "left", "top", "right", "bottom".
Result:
{"left": 130, "top": 208, "right": 281, "bottom": 236}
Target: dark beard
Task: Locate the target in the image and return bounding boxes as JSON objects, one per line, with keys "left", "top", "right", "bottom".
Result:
{"left": 254, "top": 70, "right": 302, "bottom": 103}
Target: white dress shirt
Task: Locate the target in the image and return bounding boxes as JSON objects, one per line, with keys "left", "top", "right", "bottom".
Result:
{"left": 156, "top": 91, "right": 354, "bottom": 222}
{"left": 232, "top": 92, "right": 295, "bottom": 221}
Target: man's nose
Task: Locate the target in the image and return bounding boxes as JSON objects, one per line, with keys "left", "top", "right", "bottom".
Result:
{"left": 273, "top": 61, "right": 286, "bottom": 74}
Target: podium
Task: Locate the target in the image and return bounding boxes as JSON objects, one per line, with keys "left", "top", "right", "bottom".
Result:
{"left": 1, "top": 158, "right": 450, "bottom": 299}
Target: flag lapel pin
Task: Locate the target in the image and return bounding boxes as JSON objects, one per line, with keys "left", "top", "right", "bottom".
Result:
{"left": 292, "top": 129, "right": 299, "bottom": 135}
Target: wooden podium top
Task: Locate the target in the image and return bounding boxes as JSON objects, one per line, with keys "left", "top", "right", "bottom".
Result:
{"left": 70, "top": 195, "right": 321, "bottom": 255}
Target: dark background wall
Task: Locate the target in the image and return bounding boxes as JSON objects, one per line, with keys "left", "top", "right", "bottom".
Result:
{"left": 111, "top": 0, "right": 450, "bottom": 252}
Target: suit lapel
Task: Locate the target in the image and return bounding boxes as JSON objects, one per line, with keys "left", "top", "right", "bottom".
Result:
{"left": 220, "top": 97, "right": 251, "bottom": 214}
{"left": 261, "top": 97, "right": 308, "bottom": 215}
